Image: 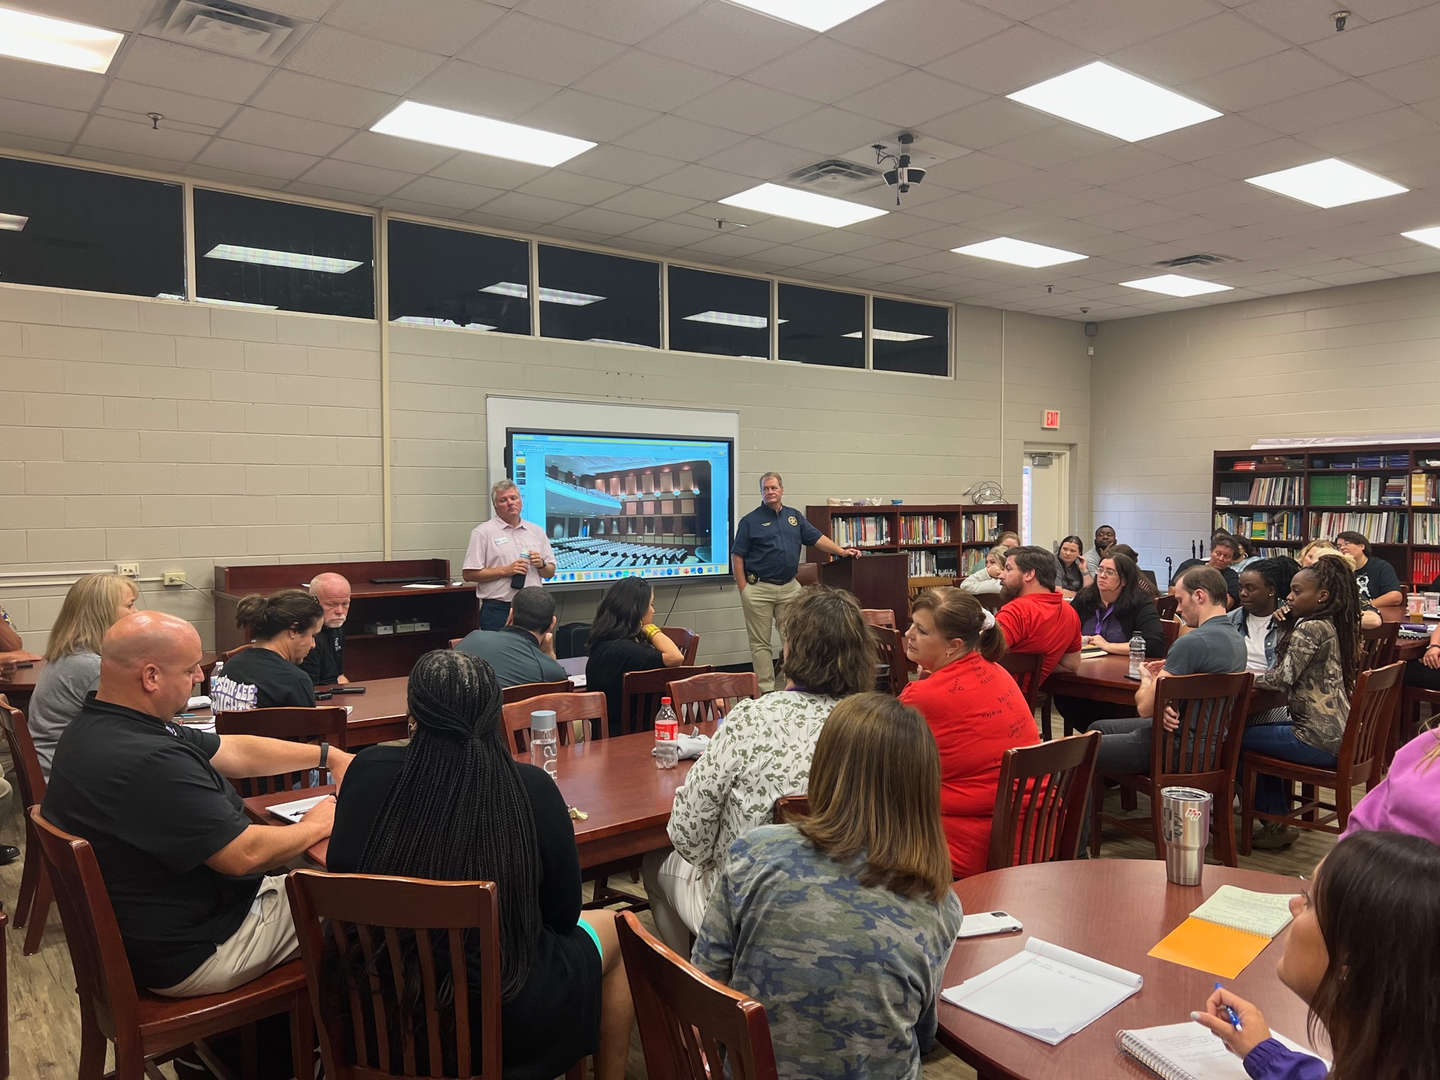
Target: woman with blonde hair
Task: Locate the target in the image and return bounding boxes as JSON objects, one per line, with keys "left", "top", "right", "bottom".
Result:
{"left": 29, "top": 572, "right": 139, "bottom": 777}
{"left": 693, "top": 692, "right": 963, "bottom": 1080}
{"left": 900, "top": 587, "right": 1039, "bottom": 877}
{"left": 1298, "top": 538, "right": 1344, "bottom": 568}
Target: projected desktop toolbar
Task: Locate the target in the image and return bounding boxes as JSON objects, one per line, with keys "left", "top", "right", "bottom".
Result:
{"left": 552, "top": 564, "right": 727, "bottom": 584}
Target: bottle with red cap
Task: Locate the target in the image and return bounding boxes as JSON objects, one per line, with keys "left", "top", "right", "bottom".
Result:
{"left": 654, "top": 697, "right": 679, "bottom": 769}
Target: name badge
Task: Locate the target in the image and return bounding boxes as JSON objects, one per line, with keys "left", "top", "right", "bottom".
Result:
{"left": 494, "top": 536, "right": 512, "bottom": 546}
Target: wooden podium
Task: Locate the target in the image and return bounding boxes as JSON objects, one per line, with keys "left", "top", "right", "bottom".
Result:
{"left": 819, "top": 554, "right": 910, "bottom": 628}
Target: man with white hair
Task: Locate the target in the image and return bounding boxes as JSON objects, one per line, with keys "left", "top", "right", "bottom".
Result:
{"left": 301, "top": 571, "right": 351, "bottom": 685}
{"left": 43, "top": 611, "right": 352, "bottom": 997}
{"left": 463, "top": 479, "right": 555, "bottom": 632}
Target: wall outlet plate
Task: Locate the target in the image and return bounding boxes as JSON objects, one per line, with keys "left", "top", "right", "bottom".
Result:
{"left": 116, "top": 562, "right": 140, "bottom": 578}
{"left": 163, "top": 570, "right": 187, "bottom": 586}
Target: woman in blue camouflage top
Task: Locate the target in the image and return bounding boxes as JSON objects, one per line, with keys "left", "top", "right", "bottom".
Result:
{"left": 693, "top": 692, "right": 963, "bottom": 1080}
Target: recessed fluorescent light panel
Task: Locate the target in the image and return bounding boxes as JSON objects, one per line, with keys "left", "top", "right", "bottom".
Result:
{"left": 1402, "top": 226, "right": 1440, "bottom": 250}
{"left": 1120, "top": 274, "right": 1233, "bottom": 297}
{"left": 721, "top": 0, "right": 888, "bottom": 32}
{"left": 204, "top": 244, "right": 362, "bottom": 274}
{"left": 0, "top": 5, "right": 124, "bottom": 74}
{"left": 684, "top": 311, "right": 770, "bottom": 329}
{"left": 371, "top": 101, "right": 596, "bottom": 167}
{"left": 842, "top": 329, "right": 931, "bottom": 341}
{"left": 394, "top": 316, "right": 497, "bottom": 330}
{"left": 1245, "top": 158, "right": 1408, "bottom": 208}
{"left": 719, "top": 183, "right": 886, "bottom": 228}
{"left": 0, "top": 212, "right": 27, "bottom": 232}
{"left": 1007, "top": 61, "right": 1221, "bottom": 142}
{"left": 952, "top": 237, "right": 1087, "bottom": 268}
{"left": 480, "top": 281, "right": 605, "bottom": 306}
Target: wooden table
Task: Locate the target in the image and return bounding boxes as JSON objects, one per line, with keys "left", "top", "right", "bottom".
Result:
{"left": 325, "top": 677, "right": 410, "bottom": 747}
{"left": 243, "top": 725, "right": 703, "bottom": 871}
{"left": 938, "top": 860, "right": 1317, "bottom": 1079}
{"left": 0, "top": 654, "right": 42, "bottom": 712}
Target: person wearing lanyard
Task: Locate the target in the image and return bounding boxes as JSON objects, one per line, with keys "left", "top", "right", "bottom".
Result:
{"left": 730, "top": 472, "right": 860, "bottom": 693}
{"left": 462, "top": 480, "right": 556, "bottom": 632}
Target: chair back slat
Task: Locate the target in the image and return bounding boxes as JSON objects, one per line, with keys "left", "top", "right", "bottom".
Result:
{"left": 1160, "top": 618, "right": 1181, "bottom": 658}
{"left": 501, "top": 692, "right": 607, "bottom": 755}
{"left": 620, "top": 666, "right": 712, "bottom": 735}
{"left": 1359, "top": 623, "right": 1399, "bottom": 671}
{"left": 870, "top": 626, "right": 913, "bottom": 694}
{"left": 997, "top": 651, "right": 1045, "bottom": 712}
{"left": 859, "top": 608, "right": 896, "bottom": 628}
{"left": 618, "top": 912, "right": 778, "bottom": 1080}
{"left": 657, "top": 627, "right": 701, "bottom": 665}
{"left": 0, "top": 696, "right": 46, "bottom": 808}
{"left": 500, "top": 680, "right": 572, "bottom": 706}
{"left": 286, "top": 870, "right": 503, "bottom": 1080}
{"left": 1155, "top": 595, "right": 1179, "bottom": 620}
{"left": 987, "top": 733, "right": 1100, "bottom": 869}
{"left": 1341, "top": 661, "right": 1405, "bottom": 781}
{"left": 214, "top": 706, "right": 348, "bottom": 794}
{"left": 668, "top": 672, "right": 759, "bottom": 727}
{"left": 1152, "top": 673, "right": 1253, "bottom": 788}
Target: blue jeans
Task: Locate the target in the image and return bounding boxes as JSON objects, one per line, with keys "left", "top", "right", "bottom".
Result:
{"left": 1241, "top": 724, "right": 1337, "bottom": 814}
{"left": 479, "top": 598, "right": 511, "bottom": 631}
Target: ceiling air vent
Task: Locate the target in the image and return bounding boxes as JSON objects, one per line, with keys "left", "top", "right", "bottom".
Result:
{"left": 153, "top": 0, "right": 305, "bottom": 61}
{"left": 1154, "top": 252, "right": 1237, "bottom": 268}
{"left": 786, "top": 158, "right": 884, "bottom": 192}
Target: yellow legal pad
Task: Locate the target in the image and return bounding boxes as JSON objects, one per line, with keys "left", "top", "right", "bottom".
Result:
{"left": 1147, "top": 916, "right": 1273, "bottom": 979}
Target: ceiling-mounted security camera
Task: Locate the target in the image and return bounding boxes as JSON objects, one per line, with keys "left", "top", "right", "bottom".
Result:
{"left": 874, "top": 133, "right": 926, "bottom": 206}
{"left": 1333, "top": 9, "right": 1348, "bottom": 30}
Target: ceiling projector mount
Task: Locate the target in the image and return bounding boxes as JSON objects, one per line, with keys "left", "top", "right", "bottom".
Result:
{"left": 873, "top": 132, "right": 926, "bottom": 206}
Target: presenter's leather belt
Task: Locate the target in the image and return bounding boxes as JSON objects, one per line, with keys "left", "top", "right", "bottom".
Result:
{"left": 757, "top": 576, "right": 794, "bottom": 586}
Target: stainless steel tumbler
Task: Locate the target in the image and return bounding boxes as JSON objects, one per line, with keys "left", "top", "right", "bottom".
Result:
{"left": 1160, "top": 786, "right": 1212, "bottom": 886}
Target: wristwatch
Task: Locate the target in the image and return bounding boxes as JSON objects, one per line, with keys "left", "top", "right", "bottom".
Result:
{"left": 319, "top": 741, "right": 330, "bottom": 769}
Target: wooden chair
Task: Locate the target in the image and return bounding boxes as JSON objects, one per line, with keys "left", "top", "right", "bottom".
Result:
{"left": 668, "top": 672, "right": 759, "bottom": 726}
{"left": 218, "top": 642, "right": 255, "bottom": 661}
{"left": 870, "top": 626, "right": 914, "bottom": 694}
{"left": 29, "top": 807, "right": 312, "bottom": 1080}
{"left": 619, "top": 665, "right": 712, "bottom": 735}
{"left": 1090, "top": 671, "right": 1254, "bottom": 865}
{"left": 658, "top": 626, "right": 701, "bottom": 665}
{"left": 998, "top": 651, "right": 1045, "bottom": 714}
{"left": 1240, "top": 661, "right": 1405, "bottom": 854}
{"left": 1, "top": 695, "right": 51, "bottom": 956}
{"left": 976, "top": 592, "right": 1004, "bottom": 614}
{"left": 501, "top": 692, "right": 607, "bottom": 755}
{"left": 448, "top": 636, "right": 464, "bottom": 648}
{"left": 1160, "top": 618, "right": 1182, "bottom": 658}
{"left": 1154, "top": 594, "right": 1178, "bottom": 621}
{"left": 0, "top": 907, "right": 8, "bottom": 1078}
{"left": 771, "top": 794, "right": 810, "bottom": 824}
{"left": 618, "top": 911, "right": 778, "bottom": 1080}
{"left": 500, "top": 679, "right": 572, "bottom": 706}
{"left": 987, "top": 732, "right": 1100, "bottom": 870}
{"left": 286, "top": 870, "right": 583, "bottom": 1080}
{"left": 1359, "top": 622, "right": 1399, "bottom": 670}
{"left": 859, "top": 608, "right": 896, "bottom": 628}
{"left": 214, "top": 705, "right": 349, "bottom": 793}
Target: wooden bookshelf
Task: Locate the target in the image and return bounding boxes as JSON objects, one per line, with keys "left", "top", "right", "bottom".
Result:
{"left": 804, "top": 503, "right": 1019, "bottom": 583}
{"left": 1212, "top": 443, "right": 1440, "bottom": 587}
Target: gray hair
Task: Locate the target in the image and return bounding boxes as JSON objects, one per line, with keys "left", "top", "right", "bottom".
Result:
{"left": 491, "top": 479, "right": 518, "bottom": 502}
{"left": 760, "top": 471, "right": 783, "bottom": 489}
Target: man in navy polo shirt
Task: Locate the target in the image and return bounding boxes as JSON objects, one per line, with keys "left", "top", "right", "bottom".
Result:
{"left": 731, "top": 471, "right": 860, "bottom": 692}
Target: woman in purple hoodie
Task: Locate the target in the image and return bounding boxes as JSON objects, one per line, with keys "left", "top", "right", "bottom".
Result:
{"left": 1190, "top": 830, "right": 1439, "bottom": 1080}
{"left": 1340, "top": 725, "right": 1440, "bottom": 844}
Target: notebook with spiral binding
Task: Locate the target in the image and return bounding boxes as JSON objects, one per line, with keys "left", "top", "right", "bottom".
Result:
{"left": 1116, "top": 1022, "right": 1316, "bottom": 1079}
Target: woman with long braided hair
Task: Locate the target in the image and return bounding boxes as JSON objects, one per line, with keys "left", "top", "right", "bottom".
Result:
{"left": 328, "top": 650, "right": 633, "bottom": 1080}
{"left": 1243, "top": 555, "right": 1362, "bottom": 850}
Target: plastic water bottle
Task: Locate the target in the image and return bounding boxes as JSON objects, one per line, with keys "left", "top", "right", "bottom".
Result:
{"left": 530, "top": 709, "right": 558, "bottom": 781}
{"left": 654, "top": 697, "right": 679, "bottom": 769}
{"left": 1128, "top": 632, "right": 1146, "bottom": 678}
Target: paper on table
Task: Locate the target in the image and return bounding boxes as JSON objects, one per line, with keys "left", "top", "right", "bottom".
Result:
{"left": 942, "top": 937, "right": 1143, "bottom": 1045}
{"left": 1116, "top": 1021, "right": 1319, "bottom": 1080}
{"left": 402, "top": 582, "right": 445, "bottom": 589}
{"left": 268, "top": 794, "right": 331, "bottom": 823}
{"left": 1190, "top": 886, "right": 1295, "bottom": 938}
{"left": 1147, "top": 919, "right": 1270, "bottom": 980}
{"left": 187, "top": 695, "right": 211, "bottom": 710}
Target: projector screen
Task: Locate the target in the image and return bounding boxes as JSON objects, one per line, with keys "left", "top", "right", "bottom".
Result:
{"left": 487, "top": 397, "right": 740, "bottom": 588}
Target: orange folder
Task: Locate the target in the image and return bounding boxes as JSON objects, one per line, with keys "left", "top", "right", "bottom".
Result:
{"left": 1148, "top": 916, "right": 1273, "bottom": 979}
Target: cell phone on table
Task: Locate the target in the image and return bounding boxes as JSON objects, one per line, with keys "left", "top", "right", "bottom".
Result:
{"left": 331, "top": 685, "right": 366, "bottom": 694}
{"left": 957, "top": 911, "right": 1024, "bottom": 938}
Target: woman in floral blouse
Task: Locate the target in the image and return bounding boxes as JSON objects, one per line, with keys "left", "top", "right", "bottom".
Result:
{"left": 641, "top": 585, "right": 875, "bottom": 950}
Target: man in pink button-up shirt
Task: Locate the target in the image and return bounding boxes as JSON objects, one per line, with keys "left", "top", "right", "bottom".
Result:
{"left": 463, "top": 480, "right": 555, "bottom": 631}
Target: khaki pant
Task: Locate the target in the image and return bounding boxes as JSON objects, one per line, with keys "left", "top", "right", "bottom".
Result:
{"left": 740, "top": 578, "right": 802, "bottom": 692}
{"left": 151, "top": 876, "right": 299, "bottom": 997}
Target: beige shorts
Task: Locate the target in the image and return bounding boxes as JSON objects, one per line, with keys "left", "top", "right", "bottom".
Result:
{"left": 150, "top": 875, "right": 299, "bottom": 998}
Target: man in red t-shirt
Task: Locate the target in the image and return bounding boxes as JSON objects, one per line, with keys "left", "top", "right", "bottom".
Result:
{"left": 996, "top": 545, "right": 1082, "bottom": 682}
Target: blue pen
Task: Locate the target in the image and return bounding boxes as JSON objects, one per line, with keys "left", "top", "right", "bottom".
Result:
{"left": 1213, "top": 983, "right": 1244, "bottom": 1031}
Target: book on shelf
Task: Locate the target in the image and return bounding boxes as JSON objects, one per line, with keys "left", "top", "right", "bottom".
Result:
{"left": 961, "top": 548, "right": 987, "bottom": 574}
{"left": 960, "top": 512, "right": 1001, "bottom": 543}
{"left": 1117, "top": 1023, "right": 1318, "bottom": 1080}
{"left": 907, "top": 550, "right": 958, "bottom": 577}
{"left": 898, "top": 514, "right": 952, "bottom": 544}
{"left": 1307, "top": 511, "right": 1407, "bottom": 543}
{"left": 1414, "top": 514, "right": 1440, "bottom": 545}
{"left": 830, "top": 514, "right": 891, "bottom": 547}
{"left": 1412, "top": 472, "right": 1438, "bottom": 507}
{"left": 1413, "top": 551, "right": 1440, "bottom": 586}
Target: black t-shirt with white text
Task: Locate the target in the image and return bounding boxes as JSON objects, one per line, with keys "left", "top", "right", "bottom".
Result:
{"left": 1354, "top": 556, "right": 1402, "bottom": 605}
{"left": 299, "top": 625, "right": 345, "bottom": 685}
{"left": 212, "top": 646, "right": 316, "bottom": 712}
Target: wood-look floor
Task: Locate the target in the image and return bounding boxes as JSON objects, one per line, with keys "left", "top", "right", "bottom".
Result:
{"left": 1, "top": 778, "right": 1341, "bottom": 1080}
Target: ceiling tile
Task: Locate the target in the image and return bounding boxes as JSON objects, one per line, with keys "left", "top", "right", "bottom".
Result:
{"left": 516, "top": 0, "right": 704, "bottom": 44}
{"left": 747, "top": 38, "right": 905, "bottom": 102}
{"left": 1138, "top": 114, "right": 1274, "bottom": 163}
{"left": 99, "top": 80, "right": 238, "bottom": 130}
{"left": 639, "top": 2, "right": 814, "bottom": 76}
{"left": 460, "top": 12, "right": 624, "bottom": 81}
{"left": 1242, "top": 79, "right": 1394, "bottom": 134}
{"left": 674, "top": 80, "right": 818, "bottom": 135}
{"left": 0, "top": 56, "right": 104, "bottom": 113}
{"left": 1063, "top": 146, "right": 1177, "bottom": 185}
{"left": 681, "top": 232, "right": 777, "bottom": 259}
{"left": 1110, "top": 12, "right": 1288, "bottom": 85}
{"left": 1234, "top": 0, "right": 1362, "bottom": 45}
{"left": 697, "top": 138, "right": 819, "bottom": 181}
{"left": 549, "top": 206, "right": 654, "bottom": 236}
{"left": 1182, "top": 48, "right": 1344, "bottom": 112}
{"left": 194, "top": 139, "right": 322, "bottom": 180}
{"left": 429, "top": 153, "right": 550, "bottom": 188}
{"left": 830, "top": 0, "right": 1010, "bottom": 66}
{"left": 112, "top": 37, "right": 273, "bottom": 103}
{"left": 1107, "top": 163, "right": 1230, "bottom": 198}
{"left": 1033, "top": 187, "right": 1142, "bottom": 218}
{"left": 1030, "top": 0, "right": 1224, "bottom": 52}
{"left": 615, "top": 114, "right": 748, "bottom": 161}
{"left": 762, "top": 107, "right": 891, "bottom": 155}
{"left": 472, "top": 189, "right": 583, "bottom": 223}
{"left": 1301, "top": 106, "right": 1438, "bottom": 155}
{"left": 1306, "top": 3, "right": 1440, "bottom": 75}
{"left": 987, "top": 124, "right": 1116, "bottom": 168}
{"left": 0, "top": 99, "right": 90, "bottom": 144}
{"left": 284, "top": 179, "right": 382, "bottom": 204}
{"left": 623, "top": 220, "right": 718, "bottom": 247}
{"left": 388, "top": 175, "right": 504, "bottom": 210}
{"left": 406, "top": 60, "right": 560, "bottom": 119}
{"left": 573, "top": 50, "right": 729, "bottom": 110}
{"left": 220, "top": 107, "right": 353, "bottom": 156}
{"left": 563, "top": 144, "right": 688, "bottom": 185}
{"left": 925, "top": 25, "right": 1091, "bottom": 95}
{"left": 923, "top": 99, "right": 1056, "bottom": 150}
{"left": 331, "top": 130, "right": 456, "bottom": 172}
{"left": 283, "top": 25, "right": 444, "bottom": 95}
{"left": 76, "top": 112, "right": 213, "bottom": 160}
{"left": 1364, "top": 56, "right": 1440, "bottom": 103}
{"left": 647, "top": 162, "right": 758, "bottom": 201}
{"left": 514, "top": 89, "right": 658, "bottom": 142}
{"left": 839, "top": 70, "right": 986, "bottom": 128}
{"left": 929, "top": 150, "right": 1039, "bottom": 191}
{"left": 247, "top": 73, "right": 398, "bottom": 131}
{"left": 907, "top": 190, "right": 1016, "bottom": 223}
{"left": 520, "top": 170, "right": 630, "bottom": 204}
{"left": 595, "top": 188, "right": 702, "bottom": 217}
{"left": 844, "top": 212, "right": 940, "bottom": 240}
{"left": 323, "top": 0, "right": 506, "bottom": 55}
{"left": 296, "top": 157, "right": 415, "bottom": 195}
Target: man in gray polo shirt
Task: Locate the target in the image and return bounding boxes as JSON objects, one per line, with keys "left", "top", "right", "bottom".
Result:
{"left": 1091, "top": 566, "right": 1248, "bottom": 774}
{"left": 454, "top": 586, "right": 567, "bottom": 689}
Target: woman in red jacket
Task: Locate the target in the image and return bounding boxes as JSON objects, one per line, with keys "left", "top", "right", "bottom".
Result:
{"left": 900, "top": 587, "right": 1039, "bottom": 878}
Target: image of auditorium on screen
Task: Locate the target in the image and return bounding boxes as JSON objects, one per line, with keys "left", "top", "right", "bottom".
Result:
{"left": 508, "top": 432, "right": 733, "bottom": 584}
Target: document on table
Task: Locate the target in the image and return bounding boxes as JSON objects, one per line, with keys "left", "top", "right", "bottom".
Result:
{"left": 268, "top": 794, "right": 332, "bottom": 823}
{"left": 403, "top": 582, "right": 445, "bottom": 589}
{"left": 1148, "top": 886, "right": 1297, "bottom": 978}
{"left": 941, "top": 937, "right": 1143, "bottom": 1045}
{"left": 1117, "top": 1021, "right": 1320, "bottom": 1080}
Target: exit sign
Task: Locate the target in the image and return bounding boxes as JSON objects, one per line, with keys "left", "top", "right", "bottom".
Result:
{"left": 1042, "top": 409, "right": 1061, "bottom": 430}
